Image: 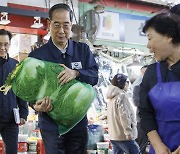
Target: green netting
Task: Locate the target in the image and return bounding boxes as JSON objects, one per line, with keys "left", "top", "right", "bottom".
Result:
{"left": 0, "top": 57, "right": 96, "bottom": 135}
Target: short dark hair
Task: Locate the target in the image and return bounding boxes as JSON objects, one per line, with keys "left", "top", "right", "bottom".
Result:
{"left": 143, "top": 12, "right": 180, "bottom": 45}
{"left": 0, "top": 29, "right": 12, "bottom": 41}
{"left": 170, "top": 4, "right": 180, "bottom": 15}
{"left": 111, "top": 73, "right": 127, "bottom": 89}
{"left": 49, "top": 3, "right": 73, "bottom": 22}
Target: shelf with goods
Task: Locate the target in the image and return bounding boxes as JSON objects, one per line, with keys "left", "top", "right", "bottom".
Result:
{"left": 0, "top": 107, "right": 45, "bottom": 154}
{"left": 87, "top": 103, "right": 113, "bottom": 154}
{"left": 18, "top": 107, "right": 45, "bottom": 154}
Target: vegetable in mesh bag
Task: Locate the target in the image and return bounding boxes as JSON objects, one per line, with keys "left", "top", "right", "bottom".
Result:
{"left": 0, "top": 57, "right": 96, "bottom": 135}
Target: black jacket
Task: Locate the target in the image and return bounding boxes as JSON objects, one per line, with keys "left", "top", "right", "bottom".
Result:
{"left": 139, "top": 61, "right": 180, "bottom": 134}
{"left": 0, "top": 56, "right": 28, "bottom": 123}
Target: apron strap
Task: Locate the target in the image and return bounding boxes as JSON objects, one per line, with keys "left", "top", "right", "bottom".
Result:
{"left": 156, "top": 62, "right": 162, "bottom": 83}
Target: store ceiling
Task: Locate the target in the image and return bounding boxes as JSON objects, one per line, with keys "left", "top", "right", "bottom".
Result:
{"left": 4, "top": 0, "right": 180, "bottom": 8}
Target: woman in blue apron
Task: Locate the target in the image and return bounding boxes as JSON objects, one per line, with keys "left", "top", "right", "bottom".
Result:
{"left": 139, "top": 12, "right": 180, "bottom": 154}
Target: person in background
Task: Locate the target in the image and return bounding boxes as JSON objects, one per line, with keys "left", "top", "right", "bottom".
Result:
{"left": 170, "top": 3, "right": 180, "bottom": 15}
{"left": 139, "top": 12, "right": 180, "bottom": 154}
{"left": 28, "top": 3, "right": 98, "bottom": 154}
{"left": 0, "top": 29, "right": 28, "bottom": 154}
{"left": 133, "top": 65, "right": 149, "bottom": 154}
{"left": 106, "top": 73, "right": 140, "bottom": 154}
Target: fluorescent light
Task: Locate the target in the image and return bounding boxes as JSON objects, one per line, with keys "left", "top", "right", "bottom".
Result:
{"left": 0, "top": 12, "right": 11, "bottom": 25}
{"left": 0, "top": 19, "right": 10, "bottom": 25}
{"left": 31, "top": 17, "right": 43, "bottom": 29}
{"left": 31, "top": 23, "right": 43, "bottom": 28}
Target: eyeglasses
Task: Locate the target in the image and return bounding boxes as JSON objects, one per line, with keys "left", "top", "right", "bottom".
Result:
{"left": 0, "top": 42, "right": 10, "bottom": 48}
{"left": 51, "top": 21, "right": 71, "bottom": 30}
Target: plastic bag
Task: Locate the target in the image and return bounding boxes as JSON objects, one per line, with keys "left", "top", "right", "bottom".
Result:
{"left": 87, "top": 124, "right": 104, "bottom": 150}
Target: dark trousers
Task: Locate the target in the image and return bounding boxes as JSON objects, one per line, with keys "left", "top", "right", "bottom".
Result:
{"left": 41, "top": 128, "right": 88, "bottom": 154}
{"left": 136, "top": 122, "right": 148, "bottom": 154}
{"left": 0, "top": 122, "right": 19, "bottom": 154}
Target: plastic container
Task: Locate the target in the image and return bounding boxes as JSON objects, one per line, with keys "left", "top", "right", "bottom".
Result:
{"left": 18, "top": 134, "right": 28, "bottom": 152}
{"left": 103, "top": 134, "right": 112, "bottom": 149}
{"left": 87, "top": 150, "right": 97, "bottom": 154}
{"left": 28, "top": 108, "right": 36, "bottom": 121}
{"left": 28, "top": 140, "right": 37, "bottom": 152}
{"left": 103, "top": 134, "right": 109, "bottom": 142}
{"left": 97, "top": 142, "right": 109, "bottom": 154}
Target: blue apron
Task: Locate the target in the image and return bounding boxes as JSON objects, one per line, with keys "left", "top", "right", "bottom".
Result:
{"left": 148, "top": 63, "right": 180, "bottom": 154}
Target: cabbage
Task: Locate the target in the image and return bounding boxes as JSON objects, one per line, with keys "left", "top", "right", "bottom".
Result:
{"left": 0, "top": 57, "right": 96, "bottom": 134}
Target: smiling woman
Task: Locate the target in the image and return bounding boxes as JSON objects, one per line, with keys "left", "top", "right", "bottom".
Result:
{"left": 139, "top": 11, "right": 180, "bottom": 154}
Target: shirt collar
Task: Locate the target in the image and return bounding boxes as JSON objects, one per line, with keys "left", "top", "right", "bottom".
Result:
{"left": 52, "top": 39, "right": 68, "bottom": 54}
{"left": 48, "top": 38, "right": 74, "bottom": 58}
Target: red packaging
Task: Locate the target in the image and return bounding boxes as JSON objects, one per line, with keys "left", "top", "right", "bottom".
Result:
{"left": 0, "top": 140, "right": 4, "bottom": 154}
{"left": 37, "top": 139, "right": 45, "bottom": 154}
{"left": 18, "top": 142, "right": 28, "bottom": 152}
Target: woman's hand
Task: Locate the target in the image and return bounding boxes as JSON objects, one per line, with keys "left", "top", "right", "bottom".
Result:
{"left": 33, "top": 96, "right": 53, "bottom": 112}
{"left": 147, "top": 130, "right": 172, "bottom": 154}
{"left": 154, "top": 142, "right": 171, "bottom": 154}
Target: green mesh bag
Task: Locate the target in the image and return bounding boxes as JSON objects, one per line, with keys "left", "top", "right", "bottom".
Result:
{"left": 0, "top": 57, "right": 96, "bottom": 135}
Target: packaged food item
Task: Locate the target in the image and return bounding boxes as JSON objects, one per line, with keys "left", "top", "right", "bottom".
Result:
{"left": 97, "top": 142, "right": 109, "bottom": 154}
{"left": 18, "top": 134, "right": 28, "bottom": 152}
